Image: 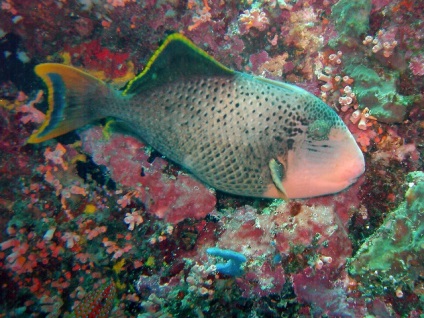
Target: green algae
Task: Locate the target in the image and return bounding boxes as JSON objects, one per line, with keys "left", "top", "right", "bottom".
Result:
{"left": 348, "top": 172, "right": 424, "bottom": 298}
{"left": 345, "top": 65, "right": 416, "bottom": 123}
{"left": 330, "top": 0, "right": 372, "bottom": 46}
{"left": 329, "top": 0, "right": 418, "bottom": 123}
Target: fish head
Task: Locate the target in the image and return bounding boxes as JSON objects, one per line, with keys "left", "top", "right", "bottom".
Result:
{"left": 281, "top": 105, "right": 365, "bottom": 199}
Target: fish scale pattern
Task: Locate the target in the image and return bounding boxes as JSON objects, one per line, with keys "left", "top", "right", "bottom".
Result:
{"left": 107, "top": 72, "right": 341, "bottom": 197}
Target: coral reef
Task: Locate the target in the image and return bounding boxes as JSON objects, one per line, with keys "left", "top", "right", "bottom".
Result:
{"left": 0, "top": 0, "right": 423, "bottom": 316}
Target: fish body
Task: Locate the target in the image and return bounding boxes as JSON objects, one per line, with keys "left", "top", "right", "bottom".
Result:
{"left": 29, "top": 34, "right": 365, "bottom": 199}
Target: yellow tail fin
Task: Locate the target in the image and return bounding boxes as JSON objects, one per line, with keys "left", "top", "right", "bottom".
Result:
{"left": 28, "top": 63, "right": 111, "bottom": 143}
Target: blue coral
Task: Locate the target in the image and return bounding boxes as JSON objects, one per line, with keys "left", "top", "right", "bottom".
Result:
{"left": 206, "top": 247, "right": 247, "bottom": 277}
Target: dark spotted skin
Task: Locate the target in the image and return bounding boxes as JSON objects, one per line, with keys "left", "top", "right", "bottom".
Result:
{"left": 105, "top": 72, "right": 345, "bottom": 198}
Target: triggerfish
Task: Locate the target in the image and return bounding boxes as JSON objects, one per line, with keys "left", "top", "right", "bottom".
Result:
{"left": 28, "top": 33, "right": 365, "bottom": 199}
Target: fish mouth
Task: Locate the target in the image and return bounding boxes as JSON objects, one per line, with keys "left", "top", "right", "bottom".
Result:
{"left": 347, "top": 156, "right": 365, "bottom": 184}
{"left": 336, "top": 137, "right": 365, "bottom": 185}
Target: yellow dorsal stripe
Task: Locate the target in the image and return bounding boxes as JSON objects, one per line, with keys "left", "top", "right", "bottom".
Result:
{"left": 122, "top": 33, "right": 232, "bottom": 96}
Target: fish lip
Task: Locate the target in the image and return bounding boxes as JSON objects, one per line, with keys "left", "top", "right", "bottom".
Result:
{"left": 351, "top": 150, "right": 366, "bottom": 178}
{"left": 343, "top": 156, "right": 365, "bottom": 187}
{"left": 347, "top": 171, "right": 363, "bottom": 187}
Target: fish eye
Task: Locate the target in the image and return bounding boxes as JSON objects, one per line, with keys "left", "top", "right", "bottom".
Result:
{"left": 307, "top": 119, "right": 331, "bottom": 140}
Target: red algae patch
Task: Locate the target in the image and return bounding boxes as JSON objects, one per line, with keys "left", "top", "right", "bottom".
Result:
{"left": 79, "top": 127, "right": 216, "bottom": 224}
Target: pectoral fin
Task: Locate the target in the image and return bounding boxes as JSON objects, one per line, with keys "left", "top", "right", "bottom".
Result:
{"left": 269, "top": 158, "right": 288, "bottom": 200}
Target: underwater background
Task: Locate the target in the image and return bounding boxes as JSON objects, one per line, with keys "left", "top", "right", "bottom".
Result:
{"left": 0, "top": 0, "right": 423, "bottom": 317}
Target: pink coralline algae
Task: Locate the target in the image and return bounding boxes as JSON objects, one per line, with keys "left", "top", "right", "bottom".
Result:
{"left": 273, "top": 202, "right": 352, "bottom": 270}
{"left": 371, "top": 127, "right": 420, "bottom": 165}
{"left": 215, "top": 205, "right": 274, "bottom": 259}
{"left": 249, "top": 50, "right": 270, "bottom": 73}
{"left": 208, "top": 200, "right": 353, "bottom": 298}
{"left": 409, "top": 55, "right": 424, "bottom": 76}
{"left": 79, "top": 127, "right": 216, "bottom": 224}
{"left": 63, "top": 40, "right": 130, "bottom": 79}
{"left": 236, "top": 261, "right": 286, "bottom": 298}
{"left": 202, "top": 206, "right": 285, "bottom": 297}
{"left": 293, "top": 267, "right": 355, "bottom": 316}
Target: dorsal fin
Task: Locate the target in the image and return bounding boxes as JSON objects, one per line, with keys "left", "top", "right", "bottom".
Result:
{"left": 123, "top": 33, "right": 234, "bottom": 96}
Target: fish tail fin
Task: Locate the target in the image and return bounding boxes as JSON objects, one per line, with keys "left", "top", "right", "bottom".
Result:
{"left": 28, "top": 63, "right": 112, "bottom": 143}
